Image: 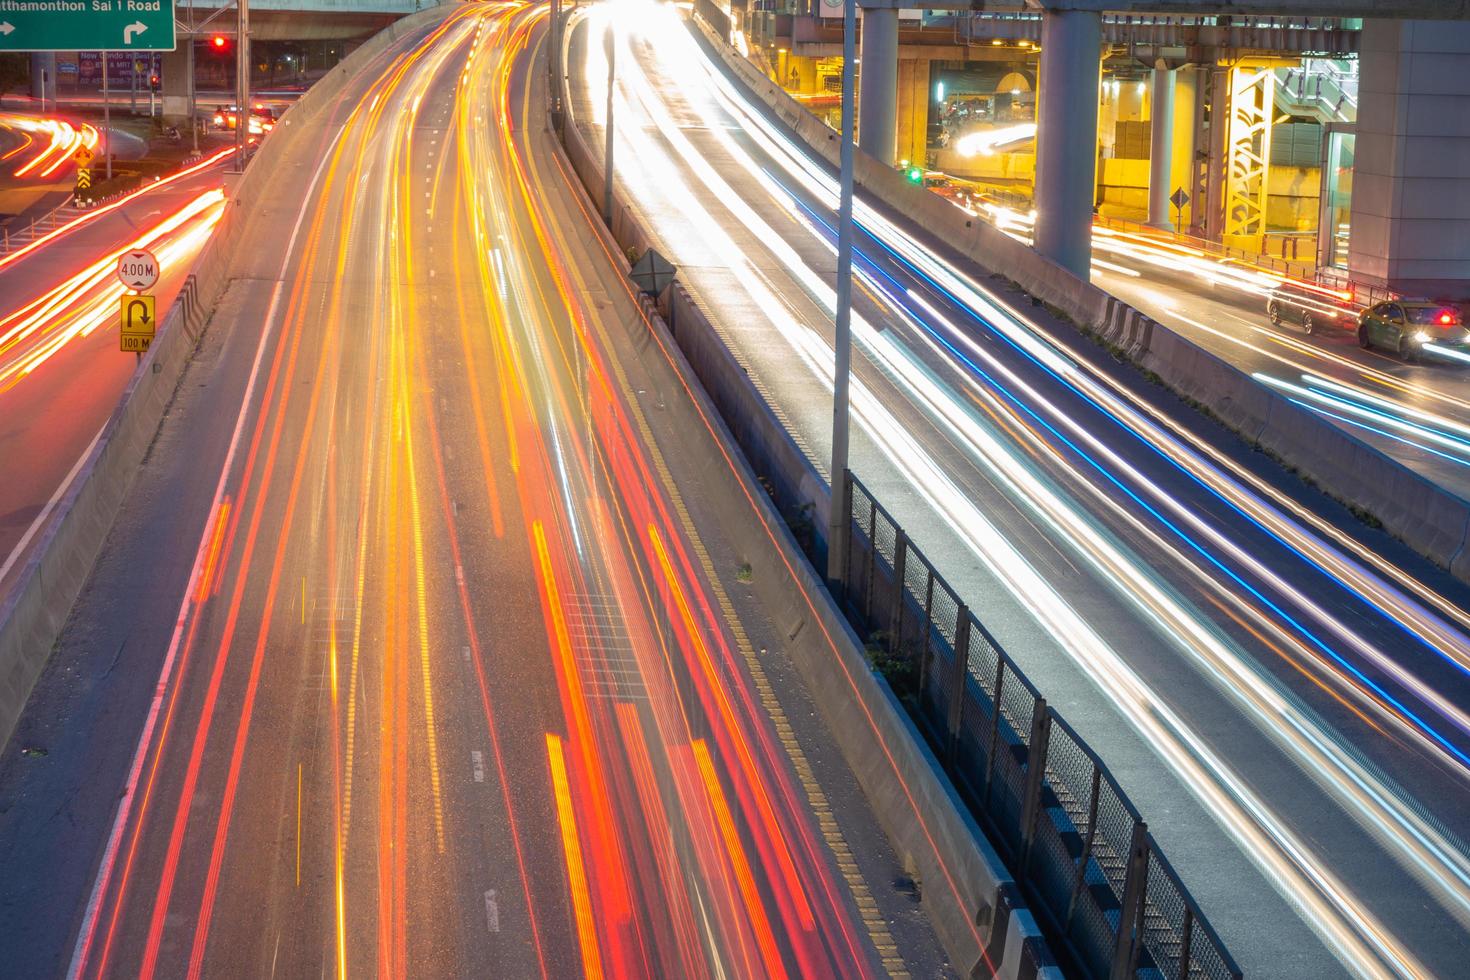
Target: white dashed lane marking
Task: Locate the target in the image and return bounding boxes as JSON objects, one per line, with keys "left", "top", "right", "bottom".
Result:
{"left": 484, "top": 890, "right": 499, "bottom": 933}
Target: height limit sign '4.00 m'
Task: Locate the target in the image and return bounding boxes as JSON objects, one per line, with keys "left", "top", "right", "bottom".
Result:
{"left": 0, "top": 0, "right": 176, "bottom": 52}
{"left": 117, "top": 248, "right": 159, "bottom": 292}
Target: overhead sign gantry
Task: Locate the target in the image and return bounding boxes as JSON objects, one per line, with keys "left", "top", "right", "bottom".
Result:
{"left": 0, "top": 0, "right": 177, "bottom": 52}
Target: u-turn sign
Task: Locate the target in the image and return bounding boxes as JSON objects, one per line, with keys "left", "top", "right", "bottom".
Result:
{"left": 0, "top": 0, "right": 177, "bottom": 52}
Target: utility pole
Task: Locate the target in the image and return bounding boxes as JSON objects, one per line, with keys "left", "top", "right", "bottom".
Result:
{"left": 188, "top": 35, "right": 198, "bottom": 151}
{"left": 186, "top": 0, "right": 198, "bottom": 151}
{"left": 601, "top": 21, "right": 615, "bottom": 224}
{"left": 235, "top": 0, "right": 250, "bottom": 171}
{"left": 826, "top": 0, "right": 857, "bottom": 589}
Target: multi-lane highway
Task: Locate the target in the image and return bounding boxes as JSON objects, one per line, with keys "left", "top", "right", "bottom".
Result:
{"left": 972, "top": 201, "right": 1470, "bottom": 503}
{"left": 567, "top": 5, "right": 1470, "bottom": 976}
{"left": 0, "top": 151, "right": 230, "bottom": 599}
{"left": 0, "top": 4, "right": 950, "bottom": 977}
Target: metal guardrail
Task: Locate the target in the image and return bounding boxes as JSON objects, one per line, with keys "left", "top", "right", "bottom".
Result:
{"left": 0, "top": 198, "right": 84, "bottom": 254}
{"left": 841, "top": 470, "right": 1241, "bottom": 980}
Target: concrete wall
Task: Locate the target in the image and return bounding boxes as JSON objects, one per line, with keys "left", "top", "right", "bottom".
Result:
{"left": 687, "top": 10, "right": 1470, "bottom": 585}
{"left": 560, "top": 14, "right": 1060, "bottom": 979}
{"left": 0, "top": 3, "right": 457, "bottom": 755}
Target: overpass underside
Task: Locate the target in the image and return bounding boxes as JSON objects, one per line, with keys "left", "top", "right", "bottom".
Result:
{"left": 745, "top": 7, "right": 1469, "bottom": 300}
{"left": 184, "top": 8, "right": 403, "bottom": 41}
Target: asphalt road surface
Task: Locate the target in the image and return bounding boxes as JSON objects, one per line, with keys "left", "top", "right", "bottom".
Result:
{"left": 567, "top": 5, "right": 1470, "bottom": 977}
{"left": 0, "top": 5, "right": 950, "bottom": 978}
{"left": 0, "top": 153, "right": 228, "bottom": 600}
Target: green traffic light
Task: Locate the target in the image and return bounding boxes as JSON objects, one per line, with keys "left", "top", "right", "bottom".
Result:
{"left": 908, "top": 168, "right": 923, "bottom": 183}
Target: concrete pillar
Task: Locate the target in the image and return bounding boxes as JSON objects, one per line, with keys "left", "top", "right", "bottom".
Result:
{"left": 793, "top": 55, "right": 819, "bottom": 95}
{"left": 858, "top": 7, "right": 898, "bottom": 166}
{"left": 1147, "top": 67, "right": 1175, "bottom": 229}
{"left": 1348, "top": 20, "right": 1470, "bottom": 299}
{"left": 895, "top": 58, "right": 930, "bottom": 169}
{"left": 1034, "top": 9, "right": 1102, "bottom": 280}
{"left": 160, "top": 45, "right": 192, "bottom": 125}
{"left": 1204, "top": 65, "right": 1230, "bottom": 243}
{"left": 1172, "top": 68, "right": 1198, "bottom": 230}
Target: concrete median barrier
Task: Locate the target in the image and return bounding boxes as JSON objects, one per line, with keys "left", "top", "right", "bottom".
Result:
{"left": 557, "top": 14, "right": 1058, "bottom": 978}
{"left": 0, "top": 2, "right": 458, "bottom": 753}
{"left": 687, "top": 10, "right": 1470, "bottom": 584}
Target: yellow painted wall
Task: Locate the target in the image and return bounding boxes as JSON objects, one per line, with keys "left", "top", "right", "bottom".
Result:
{"left": 1097, "top": 158, "right": 1320, "bottom": 230}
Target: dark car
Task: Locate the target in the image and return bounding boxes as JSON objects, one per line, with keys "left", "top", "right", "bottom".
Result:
{"left": 1357, "top": 300, "right": 1469, "bottom": 360}
{"left": 1265, "top": 280, "right": 1358, "bottom": 335}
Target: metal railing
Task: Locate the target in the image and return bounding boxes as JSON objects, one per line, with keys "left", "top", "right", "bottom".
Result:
{"left": 1094, "top": 213, "right": 1318, "bottom": 281}
{"left": 0, "top": 198, "right": 85, "bottom": 255}
{"left": 841, "top": 470, "right": 1241, "bottom": 980}
{"left": 1277, "top": 59, "right": 1357, "bottom": 123}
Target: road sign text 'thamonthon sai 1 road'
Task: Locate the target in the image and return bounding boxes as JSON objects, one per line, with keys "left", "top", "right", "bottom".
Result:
{"left": 0, "top": 0, "right": 177, "bottom": 53}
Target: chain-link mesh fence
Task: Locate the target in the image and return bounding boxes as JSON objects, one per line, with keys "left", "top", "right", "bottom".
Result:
{"left": 844, "top": 472, "right": 1240, "bottom": 980}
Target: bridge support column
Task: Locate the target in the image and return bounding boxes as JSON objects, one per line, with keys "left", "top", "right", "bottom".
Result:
{"left": 896, "top": 58, "right": 930, "bottom": 169}
{"left": 1034, "top": 8, "right": 1101, "bottom": 280}
{"left": 858, "top": 6, "right": 898, "bottom": 166}
{"left": 1348, "top": 19, "right": 1470, "bottom": 298}
{"left": 161, "top": 45, "right": 193, "bottom": 126}
{"left": 1147, "top": 66, "right": 1175, "bottom": 230}
{"left": 1171, "top": 68, "right": 1198, "bottom": 231}
{"left": 1203, "top": 65, "right": 1229, "bottom": 243}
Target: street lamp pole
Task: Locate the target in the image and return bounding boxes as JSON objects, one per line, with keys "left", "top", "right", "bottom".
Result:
{"left": 102, "top": 53, "right": 113, "bottom": 180}
{"left": 547, "top": 0, "right": 560, "bottom": 121}
{"left": 235, "top": 0, "right": 250, "bottom": 171}
{"left": 602, "top": 21, "right": 615, "bottom": 224}
{"left": 826, "top": 0, "right": 857, "bottom": 588}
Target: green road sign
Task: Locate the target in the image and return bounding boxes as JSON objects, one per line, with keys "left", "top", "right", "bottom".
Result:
{"left": 0, "top": 0, "right": 177, "bottom": 53}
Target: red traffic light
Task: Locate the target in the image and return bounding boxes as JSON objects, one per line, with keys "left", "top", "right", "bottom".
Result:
{"left": 1441, "top": 312, "right": 1455, "bottom": 325}
{"left": 212, "top": 35, "right": 227, "bottom": 49}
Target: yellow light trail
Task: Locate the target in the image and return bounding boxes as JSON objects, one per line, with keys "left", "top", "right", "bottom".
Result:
{"left": 546, "top": 731, "right": 606, "bottom": 980}
{"left": 0, "top": 189, "right": 225, "bottom": 391}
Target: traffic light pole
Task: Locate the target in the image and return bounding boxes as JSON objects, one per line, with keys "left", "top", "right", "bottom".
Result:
{"left": 826, "top": 0, "right": 857, "bottom": 589}
{"left": 235, "top": 0, "right": 250, "bottom": 171}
